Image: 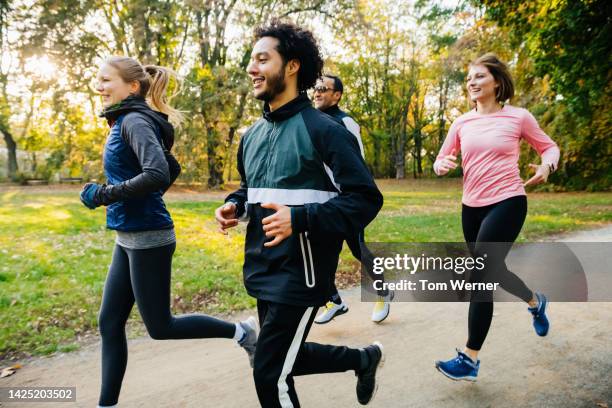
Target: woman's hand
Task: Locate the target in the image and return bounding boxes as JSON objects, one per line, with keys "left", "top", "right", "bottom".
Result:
{"left": 80, "top": 183, "right": 102, "bottom": 209}
{"left": 524, "top": 163, "right": 551, "bottom": 187}
{"left": 435, "top": 149, "right": 458, "bottom": 176}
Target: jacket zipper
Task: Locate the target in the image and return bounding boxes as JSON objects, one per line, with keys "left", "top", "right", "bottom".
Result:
{"left": 299, "top": 232, "right": 316, "bottom": 288}
{"left": 264, "top": 121, "right": 276, "bottom": 186}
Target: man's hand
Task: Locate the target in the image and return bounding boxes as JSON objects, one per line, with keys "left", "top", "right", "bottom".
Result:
{"left": 524, "top": 163, "right": 551, "bottom": 187}
{"left": 261, "top": 202, "right": 292, "bottom": 247}
{"left": 215, "top": 202, "right": 239, "bottom": 234}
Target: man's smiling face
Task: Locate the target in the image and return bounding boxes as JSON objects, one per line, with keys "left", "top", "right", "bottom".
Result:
{"left": 247, "top": 36, "right": 287, "bottom": 102}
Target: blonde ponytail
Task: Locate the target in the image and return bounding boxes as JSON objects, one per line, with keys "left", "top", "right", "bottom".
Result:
{"left": 143, "top": 65, "right": 184, "bottom": 126}
{"left": 104, "top": 56, "right": 184, "bottom": 126}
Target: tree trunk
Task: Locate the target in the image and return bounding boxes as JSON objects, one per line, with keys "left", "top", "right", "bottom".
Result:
{"left": 437, "top": 79, "right": 447, "bottom": 147}
{"left": 370, "top": 133, "right": 380, "bottom": 177}
{"left": 31, "top": 152, "right": 37, "bottom": 173}
{"left": 225, "top": 127, "right": 235, "bottom": 183}
{"left": 206, "top": 126, "right": 223, "bottom": 188}
{"left": 224, "top": 89, "right": 248, "bottom": 183}
{"left": 395, "top": 154, "right": 405, "bottom": 179}
{"left": 1, "top": 125, "right": 18, "bottom": 179}
{"left": 395, "top": 113, "right": 407, "bottom": 179}
{"left": 414, "top": 130, "right": 423, "bottom": 177}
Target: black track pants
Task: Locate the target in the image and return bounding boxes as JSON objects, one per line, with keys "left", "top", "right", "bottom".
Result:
{"left": 253, "top": 299, "right": 362, "bottom": 407}
{"left": 329, "top": 231, "right": 388, "bottom": 302}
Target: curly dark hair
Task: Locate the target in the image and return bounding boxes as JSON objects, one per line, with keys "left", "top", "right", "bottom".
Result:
{"left": 254, "top": 19, "right": 324, "bottom": 92}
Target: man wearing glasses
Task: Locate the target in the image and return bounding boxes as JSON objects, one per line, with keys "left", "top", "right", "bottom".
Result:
{"left": 313, "top": 74, "right": 394, "bottom": 325}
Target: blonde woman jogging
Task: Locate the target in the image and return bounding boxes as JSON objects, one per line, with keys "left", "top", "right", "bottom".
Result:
{"left": 80, "top": 56, "right": 257, "bottom": 407}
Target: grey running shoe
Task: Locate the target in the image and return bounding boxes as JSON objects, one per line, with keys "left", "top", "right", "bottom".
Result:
{"left": 238, "top": 316, "right": 259, "bottom": 368}
{"left": 314, "top": 301, "right": 349, "bottom": 324}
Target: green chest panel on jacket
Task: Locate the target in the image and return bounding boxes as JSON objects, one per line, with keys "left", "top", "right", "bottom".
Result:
{"left": 242, "top": 113, "right": 328, "bottom": 190}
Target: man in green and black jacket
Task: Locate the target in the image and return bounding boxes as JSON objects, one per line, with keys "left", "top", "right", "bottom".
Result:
{"left": 215, "top": 20, "right": 384, "bottom": 407}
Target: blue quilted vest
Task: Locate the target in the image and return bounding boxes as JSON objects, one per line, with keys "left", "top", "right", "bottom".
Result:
{"left": 103, "top": 115, "right": 173, "bottom": 231}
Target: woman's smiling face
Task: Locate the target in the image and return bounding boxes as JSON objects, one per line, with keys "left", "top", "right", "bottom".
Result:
{"left": 96, "top": 63, "right": 138, "bottom": 108}
{"left": 466, "top": 64, "right": 499, "bottom": 103}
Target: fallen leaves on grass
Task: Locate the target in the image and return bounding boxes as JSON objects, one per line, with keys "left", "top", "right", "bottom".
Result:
{"left": 0, "top": 363, "right": 22, "bottom": 378}
{"left": 335, "top": 259, "right": 361, "bottom": 289}
{"left": 172, "top": 290, "right": 223, "bottom": 313}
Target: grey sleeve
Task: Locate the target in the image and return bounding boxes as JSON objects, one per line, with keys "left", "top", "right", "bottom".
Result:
{"left": 101, "top": 113, "right": 170, "bottom": 203}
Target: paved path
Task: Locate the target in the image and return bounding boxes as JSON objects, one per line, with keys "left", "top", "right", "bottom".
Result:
{"left": 2, "top": 227, "right": 611, "bottom": 407}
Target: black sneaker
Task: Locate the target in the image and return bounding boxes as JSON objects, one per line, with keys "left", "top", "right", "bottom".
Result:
{"left": 356, "top": 341, "right": 385, "bottom": 405}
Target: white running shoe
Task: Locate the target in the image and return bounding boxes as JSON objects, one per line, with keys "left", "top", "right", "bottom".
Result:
{"left": 314, "top": 301, "right": 349, "bottom": 324}
{"left": 371, "top": 291, "right": 394, "bottom": 323}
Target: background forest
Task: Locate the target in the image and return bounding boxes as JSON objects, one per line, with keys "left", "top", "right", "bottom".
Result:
{"left": 0, "top": 0, "right": 610, "bottom": 190}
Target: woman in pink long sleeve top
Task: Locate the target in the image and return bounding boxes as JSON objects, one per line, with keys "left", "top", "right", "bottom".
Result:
{"left": 433, "top": 54, "right": 560, "bottom": 382}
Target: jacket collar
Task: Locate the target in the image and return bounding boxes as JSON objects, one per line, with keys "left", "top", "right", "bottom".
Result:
{"left": 100, "top": 95, "right": 151, "bottom": 123}
{"left": 321, "top": 104, "right": 342, "bottom": 116}
{"left": 99, "top": 95, "right": 176, "bottom": 150}
{"left": 263, "top": 93, "right": 312, "bottom": 122}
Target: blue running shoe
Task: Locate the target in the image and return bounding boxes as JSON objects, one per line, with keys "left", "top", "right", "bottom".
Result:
{"left": 435, "top": 349, "right": 479, "bottom": 382}
{"left": 528, "top": 292, "right": 549, "bottom": 336}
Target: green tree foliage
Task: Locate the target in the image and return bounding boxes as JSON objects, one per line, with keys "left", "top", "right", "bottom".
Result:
{"left": 4, "top": 0, "right": 344, "bottom": 186}
{"left": 1, "top": 0, "right": 608, "bottom": 190}
{"left": 478, "top": 0, "right": 611, "bottom": 189}
{"left": 0, "top": 0, "right": 19, "bottom": 179}
{"left": 328, "top": 0, "right": 429, "bottom": 178}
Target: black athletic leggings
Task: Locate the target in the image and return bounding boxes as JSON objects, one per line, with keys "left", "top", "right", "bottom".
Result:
{"left": 462, "top": 195, "right": 533, "bottom": 351}
{"left": 98, "top": 243, "right": 235, "bottom": 407}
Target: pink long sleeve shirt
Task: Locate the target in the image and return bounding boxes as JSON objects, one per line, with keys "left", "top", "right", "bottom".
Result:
{"left": 434, "top": 105, "right": 560, "bottom": 207}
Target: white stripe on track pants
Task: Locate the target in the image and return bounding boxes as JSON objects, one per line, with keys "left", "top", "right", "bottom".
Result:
{"left": 253, "top": 299, "right": 362, "bottom": 408}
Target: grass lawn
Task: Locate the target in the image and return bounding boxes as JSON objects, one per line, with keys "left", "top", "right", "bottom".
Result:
{"left": 1, "top": 179, "right": 610, "bottom": 362}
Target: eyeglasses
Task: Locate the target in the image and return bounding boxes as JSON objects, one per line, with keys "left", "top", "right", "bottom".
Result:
{"left": 314, "top": 86, "right": 334, "bottom": 93}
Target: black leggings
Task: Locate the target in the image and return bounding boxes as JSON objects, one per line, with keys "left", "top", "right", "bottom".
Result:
{"left": 98, "top": 243, "right": 235, "bottom": 406}
{"left": 462, "top": 195, "right": 533, "bottom": 351}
